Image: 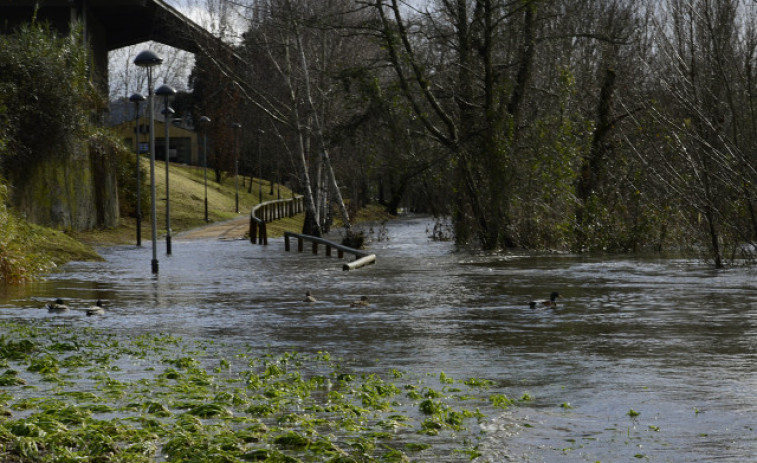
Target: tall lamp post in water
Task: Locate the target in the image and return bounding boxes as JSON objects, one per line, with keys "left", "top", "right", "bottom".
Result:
{"left": 231, "top": 122, "right": 242, "bottom": 213}
{"left": 199, "top": 116, "right": 211, "bottom": 222}
{"left": 134, "top": 49, "right": 163, "bottom": 275}
{"left": 129, "top": 92, "right": 145, "bottom": 247}
{"left": 156, "top": 84, "right": 176, "bottom": 255}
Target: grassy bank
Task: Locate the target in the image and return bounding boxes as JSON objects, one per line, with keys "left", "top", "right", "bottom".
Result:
{"left": 72, "top": 159, "right": 396, "bottom": 247}
{"left": 72, "top": 160, "right": 302, "bottom": 247}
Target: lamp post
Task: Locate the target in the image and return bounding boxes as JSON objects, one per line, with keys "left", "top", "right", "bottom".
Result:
{"left": 129, "top": 92, "right": 145, "bottom": 247}
{"left": 134, "top": 49, "right": 163, "bottom": 275}
{"left": 231, "top": 122, "right": 242, "bottom": 213}
{"left": 198, "top": 116, "right": 211, "bottom": 222}
{"left": 156, "top": 84, "right": 176, "bottom": 255}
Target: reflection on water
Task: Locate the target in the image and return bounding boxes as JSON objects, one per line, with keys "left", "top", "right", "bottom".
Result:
{"left": 1, "top": 215, "right": 757, "bottom": 462}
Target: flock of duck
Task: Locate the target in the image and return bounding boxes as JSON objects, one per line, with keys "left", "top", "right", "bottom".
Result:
{"left": 44, "top": 292, "right": 558, "bottom": 316}
{"left": 303, "top": 292, "right": 559, "bottom": 309}
{"left": 45, "top": 298, "right": 104, "bottom": 316}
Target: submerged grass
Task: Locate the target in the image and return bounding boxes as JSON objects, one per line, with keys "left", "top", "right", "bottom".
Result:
{"left": 0, "top": 320, "right": 521, "bottom": 462}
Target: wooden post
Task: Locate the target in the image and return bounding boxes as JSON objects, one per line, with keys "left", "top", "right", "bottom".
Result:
{"left": 285, "top": 234, "right": 290, "bottom": 251}
{"left": 312, "top": 242, "right": 318, "bottom": 254}
{"left": 250, "top": 218, "right": 258, "bottom": 243}
{"left": 298, "top": 237, "right": 304, "bottom": 252}
{"left": 261, "top": 222, "right": 268, "bottom": 245}
{"left": 338, "top": 249, "right": 344, "bottom": 258}
{"left": 326, "top": 245, "right": 331, "bottom": 257}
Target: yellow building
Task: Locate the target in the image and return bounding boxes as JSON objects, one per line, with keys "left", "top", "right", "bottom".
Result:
{"left": 112, "top": 115, "right": 203, "bottom": 166}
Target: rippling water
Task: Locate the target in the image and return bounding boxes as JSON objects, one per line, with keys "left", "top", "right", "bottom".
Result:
{"left": 1, "top": 215, "right": 756, "bottom": 462}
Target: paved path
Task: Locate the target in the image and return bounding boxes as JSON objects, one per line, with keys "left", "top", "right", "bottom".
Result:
{"left": 175, "top": 216, "right": 250, "bottom": 241}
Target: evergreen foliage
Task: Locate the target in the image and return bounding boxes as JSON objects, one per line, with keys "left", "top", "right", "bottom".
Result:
{"left": 0, "top": 22, "right": 100, "bottom": 169}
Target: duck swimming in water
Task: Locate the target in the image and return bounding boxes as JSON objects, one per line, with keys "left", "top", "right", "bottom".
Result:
{"left": 86, "top": 300, "right": 104, "bottom": 316}
{"left": 529, "top": 292, "right": 560, "bottom": 309}
{"left": 350, "top": 296, "right": 370, "bottom": 307}
{"left": 304, "top": 291, "right": 317, "bottom": 303}
{"left": 46, "top": 298, "right": 69, "bottom": 313}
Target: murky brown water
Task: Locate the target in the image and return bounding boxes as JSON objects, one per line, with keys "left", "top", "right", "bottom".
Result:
{"left": 1, "top": 215, "right": 756, "bottom": 462}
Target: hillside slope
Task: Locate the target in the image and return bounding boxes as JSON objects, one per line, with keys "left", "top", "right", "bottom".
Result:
{"left": 73, "top": 160, "right": 302, "bottom": 246}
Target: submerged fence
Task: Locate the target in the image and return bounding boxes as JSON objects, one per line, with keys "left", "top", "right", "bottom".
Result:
{"left": 283, "top": 231, "right": 376, "bottom": 271}
{"left": 249, "top": 196, "right": 304, "bottom": 245}
{"left": 250, "top": 195, "right": 375, "bottom": 270}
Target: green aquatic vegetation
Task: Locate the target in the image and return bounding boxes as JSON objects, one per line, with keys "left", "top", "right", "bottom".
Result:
{"left": 419, "top": 418, "right": 444, "bottom": 435}
{"left": 0, "top": 321, "right": 505, "bottom": 462}
{"left": 376, "top": 418, "right": 411, "bottom": 431}
{"left": 0, "top": 369, "right": 26, "bottom": 386}
{"left": 419, "top": 398, "right": 445, "bottom": 415}
{"left": 27, "top": 354, "right": 60, "bottom": 375}
{"left": 383, "top": 448, "right": 411, "bottom": 462}
{"left": 439, "top": 372, "right": 454, "bottom": 384}
{"left": 404, "top": 442, "right": 431, "bottom": 452}
{"left": 274, "top": 430, "right": 312, "bottom": 449}
{"left": 57, "top": 390, "right": 100, "bottom": 402}
{"left": 490, "top": 393, "right": 514, "bottom": 409}
{"left": 0, "top": 338, "right": 37, "bottom": 360}
{"left": 186, "top": 403, "right": 234, "bottom": 418}
{"left": 463, "top": 378, "right": 494, "bottom": 388}
{"left": 247, "top": 402, "right": 279, "bottom": 417}
{"left": 166, "top": 356, "right": 201, "bottom": 369}
{"left": 444, "top": 410, "right": 468, "bottom": 430}
{"left": 144, "top": 401, "right": 172, "bottom": 417}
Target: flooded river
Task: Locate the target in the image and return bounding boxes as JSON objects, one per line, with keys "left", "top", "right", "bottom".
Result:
{"left": 1, "top": 215, "right": 756, "bottom": 462}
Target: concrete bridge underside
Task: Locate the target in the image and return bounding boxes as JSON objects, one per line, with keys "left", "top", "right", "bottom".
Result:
{"left": 2, "top": 0, "right": 219, "bottom": 91}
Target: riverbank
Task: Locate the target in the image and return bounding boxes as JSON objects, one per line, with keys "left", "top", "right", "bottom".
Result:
{"left": 9, "top": 159, "right": 398, "bottom": 283}
{"left": 1, "top": 158, "right": 398, "bottom": 284}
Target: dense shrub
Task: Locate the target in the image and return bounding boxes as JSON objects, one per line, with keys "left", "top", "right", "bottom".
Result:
{"left": 0, "top": 22, "right": 101, "bottom": 169}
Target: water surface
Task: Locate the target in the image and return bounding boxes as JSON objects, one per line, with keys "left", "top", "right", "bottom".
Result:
{"left": 1, "top": 216, "right": 756, "bottom": 462}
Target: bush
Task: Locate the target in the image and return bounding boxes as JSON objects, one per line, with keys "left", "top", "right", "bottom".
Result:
{"left": 0, "top": 21, "right": 100, "bottom": 170}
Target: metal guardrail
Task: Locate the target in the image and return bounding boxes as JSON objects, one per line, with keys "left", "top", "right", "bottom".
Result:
{"left": 283, "top": 231, "right": 376, "bottom": 271}
{"left": 249, "top": 196, "right": 304, "bottom": 245}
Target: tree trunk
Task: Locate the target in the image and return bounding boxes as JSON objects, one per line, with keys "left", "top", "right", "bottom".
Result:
{"left": 575, "top": 66, "right": 617, "bottom": 248}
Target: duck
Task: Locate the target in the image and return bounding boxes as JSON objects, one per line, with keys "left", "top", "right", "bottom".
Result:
{"left": 350, "top": 296, "right": 370, "bottom": 307}
{"left": 46, "top": 298, "right": 69, "bottom": 313}
{"left": 304, "top": 291, "right": 317, "bottom": 303}
{"left": 529, "top": 292, "right": 560, "bottom": 309}
{"left": 86, "top": 300, "right": 104, "bottom": 316}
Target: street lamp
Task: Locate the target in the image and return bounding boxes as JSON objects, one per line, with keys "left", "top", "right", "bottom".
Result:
{"left": 134, "top": 49, "right": 163, "bottom": 275}
{"left": 129, "top": 92, "right": 145, "bottom": 247}
{"left": 231, "top": 122, "right": 242, "bottom": 213}
{"left": 198, "top": 116, "right": 211, "bottom": 222}
{"left": 156, "top": 84, "right": 176, "bottom": 256}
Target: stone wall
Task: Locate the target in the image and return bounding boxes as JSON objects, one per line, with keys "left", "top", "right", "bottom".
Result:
{"left": 8, "top": 139, "right": 119, "bottom": 231}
